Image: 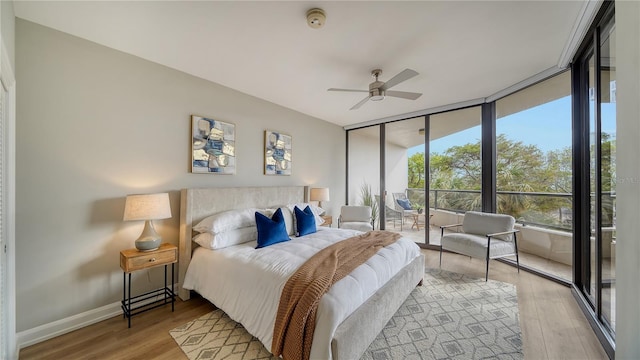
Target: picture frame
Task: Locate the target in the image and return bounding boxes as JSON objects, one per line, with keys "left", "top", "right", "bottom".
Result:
{"left": 191, "top": 115, "right": 236, "bottom": 174}
{"left": 264, "top": 130, "right": 292, "bottom": 175}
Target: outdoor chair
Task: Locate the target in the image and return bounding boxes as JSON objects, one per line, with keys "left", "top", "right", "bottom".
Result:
{"left": 338, "top": 206, "right": 374, "bottom": 232}
{"left": 375, "top": 195, "right": 403, "bottom": 230}
{"left": 392, "top": 192, "right": 416, "bottom": 225}
{"left": 439, "top": 211, "right": 520, "bottom": 281}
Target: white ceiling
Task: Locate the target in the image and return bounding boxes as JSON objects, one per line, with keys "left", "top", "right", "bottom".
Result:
{"left": 13, "top": 1, "right": 586, "bottom": 128}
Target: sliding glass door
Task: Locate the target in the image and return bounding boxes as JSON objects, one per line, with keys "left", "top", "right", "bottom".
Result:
{"left": 599, "top": 16, "right": 616, "bottom": 333}
{"left": 572, "top": 3, "right": 615, "bottom": 356}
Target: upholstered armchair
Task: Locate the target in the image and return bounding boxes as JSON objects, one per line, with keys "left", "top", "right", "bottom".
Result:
{"left": 338, "top": 206, "right": 374, "bottom": 232}
{"left": 439, "top": 211, "right": 520, "bottom": 281}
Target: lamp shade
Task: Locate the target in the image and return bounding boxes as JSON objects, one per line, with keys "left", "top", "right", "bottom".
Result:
{"left": 123, "top": 193, "right": 171, "bottom": 221}
{"left": 310, "top": 188, "right": 330, "bottom": 202}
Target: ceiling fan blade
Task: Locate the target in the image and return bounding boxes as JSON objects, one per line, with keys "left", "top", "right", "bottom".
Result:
{"left": 328, "top": 88, "right": 369, "bottom": 93}
{"left": 385, "top": 90, "right": 422, "bottom": 100}
{"left": 350, "top": 96, "right": 370, "bottom": 110}
{"left": 380, "top": 69, "right": 419, "bottom": 91}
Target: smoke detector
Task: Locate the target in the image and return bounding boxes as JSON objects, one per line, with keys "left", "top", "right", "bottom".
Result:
{"left": 306, "top": 8, "right": 326, "bottom": 29}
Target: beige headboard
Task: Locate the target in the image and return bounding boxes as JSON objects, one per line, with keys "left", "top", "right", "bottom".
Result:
{"left": 178, "top": 186, "right": 306, "bottom": 300}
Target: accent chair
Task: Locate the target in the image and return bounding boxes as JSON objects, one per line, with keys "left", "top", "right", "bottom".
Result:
{"left": 439, "top": 211, "right": 520, "bottom": 281}
{"left": 338, "top": 206, "right": 374, "bottom": 232}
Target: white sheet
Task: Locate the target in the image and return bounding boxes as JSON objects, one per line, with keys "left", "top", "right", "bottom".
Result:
{"left": 183, "top": 227, "right": 421, "bottom": 360}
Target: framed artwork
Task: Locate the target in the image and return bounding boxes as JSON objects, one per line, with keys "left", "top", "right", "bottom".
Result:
{"left": 191, "top": 115, "right": 236, "bottom": 174}
{"left": 264, "top": 130, "right": 292, "bottom": 175}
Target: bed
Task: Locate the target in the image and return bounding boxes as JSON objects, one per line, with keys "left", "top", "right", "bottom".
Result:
{"left": 177, "top": 186, "right": 425, "bottom": 360}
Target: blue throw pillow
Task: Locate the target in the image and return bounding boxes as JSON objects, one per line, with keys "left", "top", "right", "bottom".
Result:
{"left": 255, "top": 208, "right": 290, "bottom": 249}
{"left": 397, "top": 198, "right": 412, "bottom": 210}
{"left": 294, "top": 206, "right": 317, "bottom": 237}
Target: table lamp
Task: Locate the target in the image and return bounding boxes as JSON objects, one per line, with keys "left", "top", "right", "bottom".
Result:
{"left": 310, "top": 187, "right": 330, "bottom": 209}
{"left": 123, "top": 192, "right": 171, "bottom": 251}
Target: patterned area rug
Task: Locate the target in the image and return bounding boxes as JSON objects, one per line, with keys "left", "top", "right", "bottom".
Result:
{"left": 170, "top": 268, "right": 522, "bottom": 360}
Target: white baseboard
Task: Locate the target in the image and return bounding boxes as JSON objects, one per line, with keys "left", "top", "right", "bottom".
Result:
{"left": 17, "top": 301, "right": 122, "bottom": 350}
{"left": 17, "top": 283, "right": 179, "bottom": 351}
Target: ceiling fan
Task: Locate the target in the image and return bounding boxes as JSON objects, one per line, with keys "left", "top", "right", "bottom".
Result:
{"left": 328, "top": 68, "right": 422, "bottom": 110}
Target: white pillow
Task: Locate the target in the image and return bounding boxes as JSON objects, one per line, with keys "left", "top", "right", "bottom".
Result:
{"left": 263, "top": 207, "right": 294, "bottom": 236}
{"left": 287, "top": 203, "right": 324, "bottom": 231}
{"left": 193, "top": 226, "right": 257, "bottom": 249}
{"left": 193, "top": 208, "right": 262, "bottom": 234}
{"left": 311, "top": 204, "right": 326, "bottom": 216}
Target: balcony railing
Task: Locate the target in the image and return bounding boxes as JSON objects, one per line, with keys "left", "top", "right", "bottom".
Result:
{"left": 406, "top": 188, "right": 585, "bottom": 232}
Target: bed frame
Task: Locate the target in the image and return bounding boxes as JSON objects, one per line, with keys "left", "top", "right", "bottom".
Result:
{"left": 178, "top": 186, "right": 424, "bottom": 360}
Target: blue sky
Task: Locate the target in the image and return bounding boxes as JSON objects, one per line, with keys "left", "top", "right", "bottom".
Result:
{"left": 408, "top": 96, "right": 616, "bottom": 156}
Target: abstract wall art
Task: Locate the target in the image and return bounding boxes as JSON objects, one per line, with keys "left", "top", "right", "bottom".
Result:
{"left": 264, "top": 130, "right": 292, "bottom": 175}
{"left": 191, "top": 115, "right": 236, "bottom": 174}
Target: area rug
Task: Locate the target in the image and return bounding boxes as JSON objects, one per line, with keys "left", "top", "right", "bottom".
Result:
{"left": 169, "top": 268, "right": 523, "bottom": 360}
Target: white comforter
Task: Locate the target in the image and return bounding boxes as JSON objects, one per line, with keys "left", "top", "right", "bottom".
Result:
{"left": 183, "top": 227, "right": 421, "bottom": 360}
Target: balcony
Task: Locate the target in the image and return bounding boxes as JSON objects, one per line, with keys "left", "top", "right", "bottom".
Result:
{"left": 381, "top": 188, "right": 580, "bottom": 281}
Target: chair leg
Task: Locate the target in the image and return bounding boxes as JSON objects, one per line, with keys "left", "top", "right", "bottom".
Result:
{"left": 485, "top": 240, "right": 491, "bottom": 282}
{"left": 514, "top": 232, "right": 520, "bottom": 273}
{"left": 485, "top": 259, "right": 489, "bottom": 281}
{"left": 439, "top": 227, "right": 445, "bottom": 268}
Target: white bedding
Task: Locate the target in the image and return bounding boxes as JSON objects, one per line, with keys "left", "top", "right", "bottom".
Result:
{"left": 183, "top": 227, "right": 421, "bottom": 360}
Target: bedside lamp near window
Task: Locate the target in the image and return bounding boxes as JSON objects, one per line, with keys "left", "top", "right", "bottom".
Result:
{"left": 123, "top": 192, "right": 172, "bottom": 251}
{"left": 310, "top": 187, "right": 330, "bottom": 209}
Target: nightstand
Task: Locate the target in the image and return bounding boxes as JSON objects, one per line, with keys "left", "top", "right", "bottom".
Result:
{"left": 321, "top": 215, "right": 332, "bottom": 227}
{"left": 120, "top": 243, "right": 177, "bottom": 328}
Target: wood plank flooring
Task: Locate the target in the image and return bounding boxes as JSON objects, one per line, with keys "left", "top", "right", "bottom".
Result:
{"left": 19, "top": 249, "right": 609, "bottom": 359}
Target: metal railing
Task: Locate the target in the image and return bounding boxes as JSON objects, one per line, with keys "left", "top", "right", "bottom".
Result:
{"left": 405, "top": 188, "right": 585, "bottom": 232}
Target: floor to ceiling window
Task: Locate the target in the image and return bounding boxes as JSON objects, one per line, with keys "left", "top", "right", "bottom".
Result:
{"left": 429, "top": 106, "right": 482, "bottom": 246}
{"left": 385, "top": 117, "right": 427, "bottom": 244}
{"left": 347, "top": 125, "right": 380, "bottom": 228}
{"left": 495, "top": 71, "right": 573, "bottom": 280}
{"left": 572, "top": 2, "right": 615, "bottom": 357}
{"left": 599, "top": 15, "right": 616, "bottom": 335}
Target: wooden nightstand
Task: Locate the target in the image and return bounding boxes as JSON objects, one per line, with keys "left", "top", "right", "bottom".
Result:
{"left": 120, "top": 243, "right": 177, "bottom": 328}
{"left": 321, "top": 215, "right": 332, "bottom": 227}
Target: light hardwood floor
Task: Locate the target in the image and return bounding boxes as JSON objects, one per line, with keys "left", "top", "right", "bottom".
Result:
{"left": 19, "top": 249, "right": 608, "bottom": 359}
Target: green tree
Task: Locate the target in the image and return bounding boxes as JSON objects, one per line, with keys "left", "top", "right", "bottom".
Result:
{"left": 600, "top": 133, "right": 616, "bottom": 226}
{"left": 427, "top": 134, "right": 574, "bottom": 224}
{"left": 407, "top": 152, "right": 425, "bottom": 189}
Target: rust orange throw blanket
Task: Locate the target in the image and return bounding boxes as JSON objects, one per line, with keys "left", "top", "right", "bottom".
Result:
{"left": 271, "top": 230, "right": 402, "bottom": 360}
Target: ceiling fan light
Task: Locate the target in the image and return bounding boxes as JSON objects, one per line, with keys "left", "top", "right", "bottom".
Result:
{"left": 370, "top": 89, "right": 385, "bottom": 101}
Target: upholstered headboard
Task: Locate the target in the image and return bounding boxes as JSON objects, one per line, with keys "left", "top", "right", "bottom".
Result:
{"left": 178, "top": 186, "right": 307, "bottom": 300}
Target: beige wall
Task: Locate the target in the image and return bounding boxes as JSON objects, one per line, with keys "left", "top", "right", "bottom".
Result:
{"left": 15, "top": 19, "right": 345, "bottom": 332}
{"left": 615, "top": 1, "right": 640, "bottom": 358}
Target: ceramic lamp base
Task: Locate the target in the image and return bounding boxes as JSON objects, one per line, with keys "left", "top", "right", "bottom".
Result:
{"left": 135, "top": 237, "right": 162, "bottom": 251}
{"left": 134, "top": 220, "right": 162, "bottom": 251}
